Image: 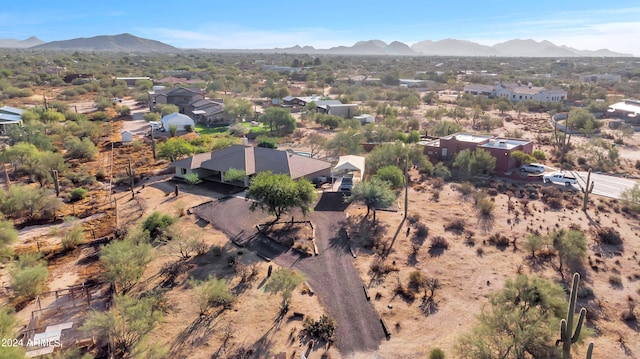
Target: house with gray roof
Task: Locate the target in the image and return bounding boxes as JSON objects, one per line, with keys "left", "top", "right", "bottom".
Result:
{"left": 170, "top": 145, "right": 331, "bottom": 187}
{"left": 0, "top": 106, "right": 24, "bottom": 132}
{"left": 148, "top": 86, "right": 231, "bottom": 125}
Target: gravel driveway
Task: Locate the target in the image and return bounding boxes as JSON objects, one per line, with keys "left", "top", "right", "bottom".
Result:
{"left": 193, "top": 192, "right": 385, "bottom": 354}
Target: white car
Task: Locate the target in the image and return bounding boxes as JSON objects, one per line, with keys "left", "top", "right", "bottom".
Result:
{"left": 520, "top": 163, "right": 545, "bottom": 174}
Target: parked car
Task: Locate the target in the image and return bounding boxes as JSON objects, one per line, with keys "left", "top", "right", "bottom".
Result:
{"left": 520, "top": 163, "right": 545, "bottom": 174}
{"left": 543, "top": 172, "right": 577, "bottom": 186}
{"left": 339, "top": 175, "right": 353, "bottom": 194}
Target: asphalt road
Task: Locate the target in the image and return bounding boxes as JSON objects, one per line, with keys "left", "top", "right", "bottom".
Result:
{"left": 570, "top": 171, "right": 638, "bottom": 199}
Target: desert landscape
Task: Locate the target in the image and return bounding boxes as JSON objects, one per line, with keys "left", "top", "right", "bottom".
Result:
{"left": 0, "top": 49, "right": 639, "bottom": 359}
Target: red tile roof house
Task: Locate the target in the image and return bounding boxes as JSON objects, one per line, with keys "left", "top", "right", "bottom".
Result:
{"left": 169, "top": 145, "right": 332, "bottom": 188}
{"left": 418, "top": 132, "right": 534, "bottom": 175}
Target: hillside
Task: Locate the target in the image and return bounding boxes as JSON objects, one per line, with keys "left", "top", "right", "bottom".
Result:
{"left": 31, "top": 33, "right": 178, "bottom": 52}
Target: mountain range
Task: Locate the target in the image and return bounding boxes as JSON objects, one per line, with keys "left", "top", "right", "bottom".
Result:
{"left": 0, "top": 33, "right": 632, "bottom": 57}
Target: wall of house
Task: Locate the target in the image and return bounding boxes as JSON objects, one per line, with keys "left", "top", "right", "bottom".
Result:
{"left": 300, "top": 168, "right": 332, "bottom": 182}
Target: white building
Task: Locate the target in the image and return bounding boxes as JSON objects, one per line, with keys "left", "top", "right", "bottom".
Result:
{"left": 161, "top": 112, "right": 195, "bottom": 132}
{"left": 464, "top": 81, "right": 567, "bottom": 103}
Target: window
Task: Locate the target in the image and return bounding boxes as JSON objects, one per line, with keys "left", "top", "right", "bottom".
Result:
{"left": 441, "top": 148, "right": 448, "bottom": 157}
{"left": 181, "top": 168, "right": 187, "bottom": 175}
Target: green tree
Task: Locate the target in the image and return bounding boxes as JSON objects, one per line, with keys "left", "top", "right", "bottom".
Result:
{"left": 307, "top": 132, "right": 327, "bottom": 158}
{"left": 188, "top": 275, "right": 234, "bottom": 314}
{"left": 456, "top": 274, "right": 566, "bottom": 359}
{"left": 223, "top": 97, "right": 253, "bottom": 121}
{"left": 453, "top": 149, "right": 496, "bottom": 180}
{"left": 510, "top": 150, "right": 537, "bottom": 165}
{"left": 100, "top": 229, "right": 153, "bottom": 293}
{"left": 156, "top": 137, "right": 195, "bottom": 162}
{"left": 494, "top": 98, "right": 513, "bottom": 114}
{"left": 432, "top": 162, "right": 452, "bottom": 180}
{"left": 431, "top": 120, "right": 463, "bottom": 137}
{"left": 265, "top": 268, "right": 305, "bottom": 310}
{"left": 374, "top": 165, "right": 404, "bottom": 189}
{"left": 10, "top": 253, "right": 48, "bottom": 299}
{"left": 0, "top": 219, "right": 18, "bottom": 248}
{"left": 0, "top": 185, "right": 61, "bottom": 220}
{"left": 246, "top": 172, "right": 317, "bottom": 223}
{"left": 81, "top": 294, "right": 163, "bottom": 357}
{"left": 551, "top": 229, "right": 587, "bottom": 280}
{"left": 346, "top": 177, "right": 396, "bottom": 222}
{"left": 0, "top": 307, "right": 25, "bottom": 358}
{"left": 621, "top": 184, "right": 640, "bottom": 213}
{"left": 259, "top": 107, "right": 296, "bottom": 135}
{"left": 143, "top": 112, "right": 161, "bottom": 122}
{"left": 523, "top": 234, "right": 545, "bottom": 258}
{"left": 325, "top": 130, "right": 362, "bottom": 157}
{"left": 154, "top": 104, "right": 179, "bottom": 116}
{"left": 63, "top": 136, "right": 98, "bottom": 161}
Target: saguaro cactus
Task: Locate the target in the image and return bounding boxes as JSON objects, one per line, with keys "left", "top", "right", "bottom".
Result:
{"left": 150, "top": 125, "right": 156, "bottom": 160}
{"left": 559, "top": 272, "right": 588, "bottom": 359}
{"left": 126, "top": 158, "right": 135, "bottom": 199}
{"left": 579, "top": 168, "right": 594, "bottom": 212}
{"left": 52, "top": 169, "right": 60, "bottom": 197}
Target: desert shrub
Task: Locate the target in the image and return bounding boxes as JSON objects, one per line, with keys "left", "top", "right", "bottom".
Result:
{"left": 64, "top": 136, "right": 98, "bottom": 160}
{"left": 184, "top": 172, "right": 202, "bottom": 185}
{"left": 430, "top": 348, "right": 446, "bottom": 359}
{"left": 532, "top": 149, "right": 546, "bottom": 161}
{"left": 621, "top": 309, "right": 637, "bottom": 322}
{"left": 595, "top": 227, "right": 623, "bottom": 245}
{"left": 10, "top": 253, "right": 48, "bottom": 299}
{"left": 62, "top": 218, "right": 84, "bottom": 250}
{"left": 609, "top": 275, "right": 622, "bottom": 287}
{"left": 486, "top": 188, "right": 498, "bottom": 196}
{"left": 142, "top": 211, "right": 178, "bottom": 239}
{"left": 414, "top": 223, "right": 429, "bottom": 238}
{"left": 66, "top": 170, "right": 97, "bottom": 186}
{"left": 303, "top": 314, "right": 336, "bottom": 342}
{"left": 430, "top": 236, "right": 449, "bottom": 249}
{"left": 188, "top": 275, "right": 234, "bottom": 314}
{"left": 69, "top": 187, "right": 88, "bottom": 202}
{"left": 488, "top": 233, "right": 510, "bottom": 247}
{"left": 95, "top": 168, "right": 107, "bottom": 181}
{"left": 455, "top": 182, "right": 475, "bottom": 198}
{"left": 407, "top": 213, "right": 421, "bottom": 226}
{"left": 475, "top": 197, "right": 495, "bottom": 217}
{"left": 444, "top": 219, "right": 465, "bottom": 233}
{"left": 369, "top": 259, "right": 398, "bottom": 276}
{"left": 577, "top": 287, "right": 594, "bottom": 299}
{"left": 430, "top": 177, "right": 445, "bottom": 189}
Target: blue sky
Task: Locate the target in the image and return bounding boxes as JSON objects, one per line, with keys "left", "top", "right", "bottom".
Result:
{"left": 2, "top": 1, "right": 640, "bottom": 55}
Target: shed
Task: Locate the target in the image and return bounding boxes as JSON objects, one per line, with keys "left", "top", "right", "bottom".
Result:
{"left": 161, "top": 112, "right": 195, "bottom": 132}
{"left": 333, "top": 155, "right": 365, "bottom": 182}
{"left": 121, "top": 130, "right": 134, "bottom": 143}
{"left": 354, "top": 114, "right": 375, "bottom": 124}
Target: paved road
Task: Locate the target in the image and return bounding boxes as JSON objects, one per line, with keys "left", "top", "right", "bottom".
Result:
{"left": 193, "top": 193, "right": 385, "bottom": 354}
{"left": 570, "top": 171, "right": 638, "bottom": 199}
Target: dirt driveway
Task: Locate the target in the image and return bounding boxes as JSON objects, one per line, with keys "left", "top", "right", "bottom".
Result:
{"left": 193, "top": 192, "right": 385, "bottom": 355}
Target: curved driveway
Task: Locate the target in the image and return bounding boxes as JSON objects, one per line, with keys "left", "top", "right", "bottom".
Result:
{"left": 193, "top": 192, "right": 385, "bottom": 354}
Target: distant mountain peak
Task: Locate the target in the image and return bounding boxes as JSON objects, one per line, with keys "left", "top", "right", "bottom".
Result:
{"left": 31, "top": 33, "right": 178, "bottom": 52}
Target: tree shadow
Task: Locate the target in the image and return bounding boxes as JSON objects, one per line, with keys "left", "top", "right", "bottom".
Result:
{"left": 170, "top": 308, "right": 227, "bottom": 354}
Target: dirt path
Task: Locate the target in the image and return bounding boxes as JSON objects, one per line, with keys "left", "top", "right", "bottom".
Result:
{"left": 193, "top": 193, "right": 385, "bottom": 355}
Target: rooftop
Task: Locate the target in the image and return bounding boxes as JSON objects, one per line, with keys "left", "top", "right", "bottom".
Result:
{"left": 441, "top": 133, "right": 492, "bottom": 143}
{"left": 480, "top": 138, "right": 531, "bottom": 150}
